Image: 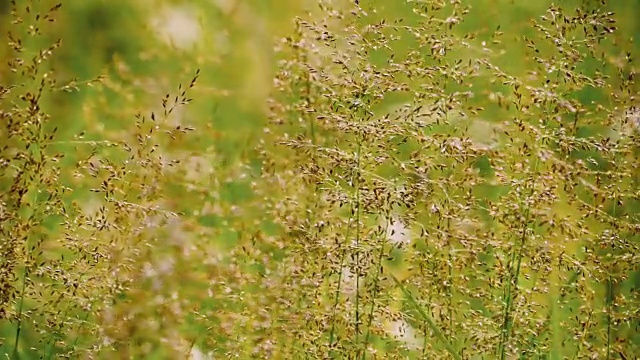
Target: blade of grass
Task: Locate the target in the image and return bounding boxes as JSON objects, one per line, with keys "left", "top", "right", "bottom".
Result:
{"left": 390, "top": 274, "right": 461, "bottom": 360}
{"left": 354, "top": 138, "right": 362, "bottom": 350}
{"left": 12, "top": 265, "right": 28, "bottom": 359}
{"left": 606, "top": 275, "right": 612, "bottom": 360}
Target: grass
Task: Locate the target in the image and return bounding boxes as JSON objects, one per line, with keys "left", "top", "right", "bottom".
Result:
{"left": 0, "top": 0, "right": 639, "bottom": 358}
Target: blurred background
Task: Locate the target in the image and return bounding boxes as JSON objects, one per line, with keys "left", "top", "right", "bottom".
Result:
{"left": 1, "top": 0, "right": 637, "bottom": 170}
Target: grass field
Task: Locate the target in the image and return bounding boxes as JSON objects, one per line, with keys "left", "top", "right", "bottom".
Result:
{"left": 0, "top": 0, "right": 638, "bottom": 358}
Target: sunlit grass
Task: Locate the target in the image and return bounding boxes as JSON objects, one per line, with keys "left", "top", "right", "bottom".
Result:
{"left": 0, "top": 0, "right": 638, "bottom": 358}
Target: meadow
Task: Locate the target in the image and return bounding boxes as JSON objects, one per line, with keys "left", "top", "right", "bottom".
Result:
{"left": 0, "top": 0, "right": 638, "bottom": 358}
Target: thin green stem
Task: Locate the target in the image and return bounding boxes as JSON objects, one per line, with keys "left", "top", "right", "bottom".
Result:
{"left": 354, "top": 138, "right": 362, "bottom": 349}
{"left": 12, "top": 265, "right": 28, "bottom": 359}
{"left": 499, "top": 197, "right": 533, "bottom": 359}
{"left": 447, "top": 216, "right": 453, "bottom": 341}
{"left": 362, "top": 222, "right": 389, "bottom": 359}
{"left": 306, "top": 79, "right": 315, "bottom": 146}
{"left": 498, "top": 207, "right": 530, "bottom": 359}
{"left": 606, "top": 276, "right": 612, "bottom": 360}
{"left": 499, "top": 155, "right": 539, "bottom": 359}
{"left": 441, "top": 26, "right": 455, "bottom": 345}
{"left": 606, "top": 196, "right": 618, "bottom": 360}
{"left": 328, "top": 231, "right": 350, "bottom": 348}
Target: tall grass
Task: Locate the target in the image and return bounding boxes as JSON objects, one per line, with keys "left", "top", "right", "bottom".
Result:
{"left": 1, "top": 0, "right": 638, "bottom": 358}
{"left": 262, "top": 0, "right": 638, "bottom": 358}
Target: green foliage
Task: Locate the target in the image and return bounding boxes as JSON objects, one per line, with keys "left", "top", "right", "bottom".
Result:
{"left": 0, "top": 0, "right": 638, "bottom": 359}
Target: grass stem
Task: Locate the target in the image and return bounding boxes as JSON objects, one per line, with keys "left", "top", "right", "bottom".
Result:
{"left": 391, "top": 275, "right": 461, "bottom": 360}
